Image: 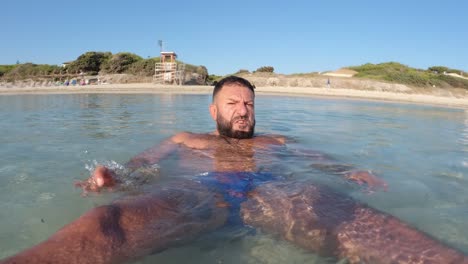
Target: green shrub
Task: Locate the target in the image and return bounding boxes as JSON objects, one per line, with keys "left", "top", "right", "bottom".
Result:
{"left": 196, "top": 65, "right": 209, "bottom": 77}
{"left": 184, "top": 64, "right": 209, "bottom": 79}
{"left": 255, "top": 66, "right": 274, "bottom": 73}
{"left": 127, "top": 58, "right": 159, "bottom": 76}
{"left": 67, "top": 51, "right": 112, "bottom": 73}
{"left": 101, "top": 52, "right": 143, "bottom": 74}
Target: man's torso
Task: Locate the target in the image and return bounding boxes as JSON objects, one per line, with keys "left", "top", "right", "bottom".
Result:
{"left": 172, "top": 132, "right": 286, "bottom": 173}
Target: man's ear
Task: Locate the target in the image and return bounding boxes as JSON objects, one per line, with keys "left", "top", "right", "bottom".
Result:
{"left": 209, "top": 104, "right": 217, "bottom": 121}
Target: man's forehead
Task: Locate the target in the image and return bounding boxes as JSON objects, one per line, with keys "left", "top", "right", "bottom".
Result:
{"left": 217, "top": 84, "right": 254, "bottom": 100}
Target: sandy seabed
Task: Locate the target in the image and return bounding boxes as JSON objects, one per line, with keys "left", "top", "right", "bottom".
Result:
{"left": 1, "top": 83, "right": 467, "bottom": 109}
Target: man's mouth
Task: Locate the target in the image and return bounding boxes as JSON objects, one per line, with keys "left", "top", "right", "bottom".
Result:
{"left": 234, "top": 119, "right": 250, "bottom": 128}
{"left": 233, "top": 116, "right": 248, "bottom": 124}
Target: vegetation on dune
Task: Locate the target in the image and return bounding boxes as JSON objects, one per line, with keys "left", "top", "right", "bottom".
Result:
{"left": 184, "top": 64, "right": 209, "bottom": 79}
{"left": 0, "top": 51, "right": 209, "bottom": 83}
{"left": 0, "top": 65, "right": 17, "bottom": 78}
{"left": 1, "top": 63, "right": 62, "bottom": 81}
{"left": 67, "top": 51, "right": 112, "bottom": 75}
{"left": 101, "top": 52, "right": 143, "bottom": 74}
{"left": 206, "top": 74, "right": 223, "bottom": 85}
{"left": 349, "top": 62, "right": 468, "bottom": 89}
{"left": 2, "top": 54, "right": 467, "bottom": 90}
{"left": 254, "top": 66, "right": 275, "bottom": 73}
{"left": 428, "top": 66, "right": 466, "bottom": 75}
{"left": 126, "top": 57, "right": 160, "bottom": 76}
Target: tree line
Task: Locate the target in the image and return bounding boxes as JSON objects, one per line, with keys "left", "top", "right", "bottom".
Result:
{"left": 0, "top": 51, "right": 209, "bottom": 81}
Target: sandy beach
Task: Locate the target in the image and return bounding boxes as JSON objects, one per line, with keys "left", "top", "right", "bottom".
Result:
{"left": 1, "top": 83, "right": 468, "bottom": 109}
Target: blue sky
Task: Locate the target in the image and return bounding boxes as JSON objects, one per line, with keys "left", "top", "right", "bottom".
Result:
{"left": 2, "top": 0, "right": 467, "bottom": 75}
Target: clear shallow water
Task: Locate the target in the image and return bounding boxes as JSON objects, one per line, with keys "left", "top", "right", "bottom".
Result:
{"left": 0, "top": 94, "right": 467, "bottom": 263}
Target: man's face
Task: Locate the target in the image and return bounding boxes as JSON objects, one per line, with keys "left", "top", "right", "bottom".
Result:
{"left": 210, "top": 84, "right": 255, "bottom": 139}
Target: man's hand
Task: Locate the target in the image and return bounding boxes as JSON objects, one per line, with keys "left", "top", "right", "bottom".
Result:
{"left": 344, "top": 170, "right": 388, "bottom": 193}
{"left": 74, "top": 166, "right": 117, "bottom": 195}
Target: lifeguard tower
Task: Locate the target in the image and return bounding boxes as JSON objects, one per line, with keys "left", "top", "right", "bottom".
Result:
{"left": 153, "top": 51, "right": 185, "bottom": 85}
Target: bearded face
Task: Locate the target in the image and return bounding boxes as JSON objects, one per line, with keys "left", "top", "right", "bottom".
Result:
{"left": 210, "top": 84, "right": 256, "bottom": 139}
{"left": 216, "top": 114, "right": 255, "bottom": 139}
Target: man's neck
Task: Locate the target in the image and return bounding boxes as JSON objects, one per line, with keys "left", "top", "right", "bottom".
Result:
{"left": 214, "top": 130, "right": 255, "bottom": 140}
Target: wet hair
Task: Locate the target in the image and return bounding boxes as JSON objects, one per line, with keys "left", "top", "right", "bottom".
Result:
{"left": 212, "top": 76, "right": 255, "bottom": 102}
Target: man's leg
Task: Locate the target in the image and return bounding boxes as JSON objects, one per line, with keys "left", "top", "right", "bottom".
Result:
{"left": 1, "top": 181, "right": 228, "bottom": 264}
{"left": 241, "top": 181, "right": 468, "bottom": 264}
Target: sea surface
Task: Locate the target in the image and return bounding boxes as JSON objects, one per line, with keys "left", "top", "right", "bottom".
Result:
{"left": 0, "top": 94, "right": 467, "bottom": 263}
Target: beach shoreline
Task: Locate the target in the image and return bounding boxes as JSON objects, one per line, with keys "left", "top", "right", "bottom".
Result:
{"left": 1, "top": 83, "right": 467, "bottom": 109}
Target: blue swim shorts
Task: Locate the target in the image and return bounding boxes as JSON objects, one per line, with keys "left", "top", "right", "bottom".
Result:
{"left": 197, "top": 171, "right": 277, "bottom": 225}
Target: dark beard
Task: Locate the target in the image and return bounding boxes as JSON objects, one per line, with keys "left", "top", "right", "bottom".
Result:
{"left": 217, "top": 115, "right": 255, "bottom": 139}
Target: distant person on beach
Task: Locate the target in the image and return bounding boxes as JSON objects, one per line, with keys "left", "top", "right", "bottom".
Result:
{"left": 327, "top": 78, "right": 331, "bottom": 88}
{"left": 3, "top": 76, "right": 467, "bottom": 264}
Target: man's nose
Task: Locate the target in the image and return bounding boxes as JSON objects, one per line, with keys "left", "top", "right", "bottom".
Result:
{"left": 237, "top": 103, "right": 248, "bottom": 116}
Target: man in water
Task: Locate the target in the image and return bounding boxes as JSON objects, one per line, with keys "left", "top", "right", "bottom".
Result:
{"left": 2, "top": 76, "right": 466, "bottom": 264}
{"left": 78, "top": 75, "right": 382, "bottom": 192}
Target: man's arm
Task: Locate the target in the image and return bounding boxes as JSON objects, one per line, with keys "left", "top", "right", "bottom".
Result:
{"left": 288, "top": 147, "right": 387, "bottom": 191}
{"left": 265, "top": 135, "right": 385, "bottom": 190}
{"left": 261, "top": 135, "right": 386, "bottom": 191}
{"left": 125, "top": 132, "right": 190, "bottom": 169}
{"left": 1, "top": 180, "right": 228, "bottom": 264}
{"left": 76, "top": 132, "right": 193, "bottom": 193}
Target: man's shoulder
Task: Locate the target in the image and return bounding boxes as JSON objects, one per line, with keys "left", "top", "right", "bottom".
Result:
{"left": 171, "top": 131, "right": 191, "bottom": 143}
{"left": 254, "top": 134, "right": 287, "bottom": 145}
{"left": 170, "top": 132, "right": 214, "bottom": 148}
